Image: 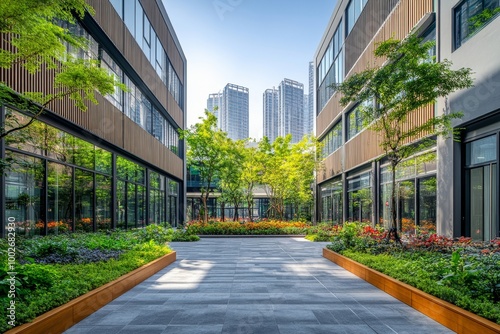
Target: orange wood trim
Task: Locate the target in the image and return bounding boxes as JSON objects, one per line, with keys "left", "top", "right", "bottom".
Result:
{"left": 323, "top": 248, "right": 500, "bottom": 334}
{"left": 6, "top": 251, "right": 176, "bottom": 334}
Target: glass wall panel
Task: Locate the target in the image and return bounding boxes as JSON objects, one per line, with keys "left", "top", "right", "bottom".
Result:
{"left": 399, "top": 180, "right": 415, "bottom": 234}
{"left": 466, "top": 135, "right": 497, "bottom": 165}
{"left": 95, "top": 146, "right": 112, "bottom": 175}
{"left": 75, "top": 169, "right": 94, "bottom": 232}
{"left": 117, "top": 180, "right": 126, "bottom": 229}
{"left": 5, "top": 152, "right": 44, "bottom": 236}
{"left": 96, "top": 174, "right": 112, "bottom": 231}
{"left": 127, "top": 183, "right": 137, "bottom": 229}
{"left": 138, "top": 185, "right": 146, "bottom": 227}
{"left": 419, "top": 176, "right": 437, "bottom": 234}
{"left": 347, "top": 172, "right": 372, "bottom": 223}
{"left": 47, "top": 162, "right": 73, "bottom": 234}
{"left": 320, "top": 179, "right": 343, "bottom": 224}
{"left": 74, "top": 137, "right": 95, "bottom": 170}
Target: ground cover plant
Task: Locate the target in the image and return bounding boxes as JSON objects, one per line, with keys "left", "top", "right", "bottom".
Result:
{"left": 0, "top": 224, "right": 195, "bottom": 332}
{"left": 326, "top": 222, "right": 500, "bottom": 324}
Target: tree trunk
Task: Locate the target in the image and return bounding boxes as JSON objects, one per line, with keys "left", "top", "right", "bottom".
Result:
{"left": 388, "top": 162, "right": 401, "bottom": 243}
{"left": 220, "top": 201, "right": 225, "bottom": 222}
{"left": 202, "top": 193, "right": 208, "bottom": 223}
{"left": 233, "top": 204, "right": 239, "bottom": 221}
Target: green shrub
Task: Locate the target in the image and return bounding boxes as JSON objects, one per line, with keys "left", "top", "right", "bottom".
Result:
{"left": 0, "top": 231, "right": 173, "bottom": 333}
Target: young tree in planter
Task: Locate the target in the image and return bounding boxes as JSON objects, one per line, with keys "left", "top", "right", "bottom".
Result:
{"left": 332, "top": 34, "right": 473, "bottom": 237}
{"left": 180, "top": 111, "right": 227, "bottom": 222}
{"left": 0, "top": 0, "right": 121, "bottom": 172}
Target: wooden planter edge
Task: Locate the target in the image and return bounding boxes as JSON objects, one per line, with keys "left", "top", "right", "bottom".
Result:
{"left": 323, "top": 248, "right": 500, "bottom": 334}
{"left": 7, "top": 251, "right": 177, "bottom": 334}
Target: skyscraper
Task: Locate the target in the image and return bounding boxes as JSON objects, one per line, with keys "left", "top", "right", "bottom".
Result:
{"left": 207, "top": 92, "right": 223, "bottom": 128}
{"left": 278, "top": 78, "right": 304, "bottom": 143}
{"left": 263, "top": 88, "right": 279, "bottom": 142}
{"left": 222, "top": 83, "right": 249, "bottom": 140}
{"left": 208, "top": 84, "right": 249, "bottom": 140}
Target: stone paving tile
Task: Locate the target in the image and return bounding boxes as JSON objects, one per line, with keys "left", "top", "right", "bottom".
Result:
{"left": 64, "top": 238, "right": 454, "bottom": 334}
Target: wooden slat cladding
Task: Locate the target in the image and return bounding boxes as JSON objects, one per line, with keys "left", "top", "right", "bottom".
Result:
{"left": 344, "top": 0, "right": 399, "bottom": 75}
{"left": 344, "top": 129, "right": 384, "bottom": 171}
{"left": 140, "top": 0, "right": 184, "bottom": 84}
{"left": 318, "top": 149, "right": 343, "bottom": 184}
{"left": 86, "top": 0, "right": 184, "bottom": 128}
{"left": 1, "top": 32, "right": 182, "bottom": 179}
{"left": 123, "top": 117, "right": 183, "bottom": 179}
{"left": 343, "top": 103, "right": 435, "bottom": 171}
{"left": 316, "top": 92, "right": 343, "bottom": 138}
{"left": 346, "top": 0, "right": 434, "bottom": 78}
{"left": 86, "top": 0, "right": 124, "bottom": 53}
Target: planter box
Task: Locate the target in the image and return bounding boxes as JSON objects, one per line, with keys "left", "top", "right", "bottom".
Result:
{"left": 6, "top": 251, "right": 176, "bottom": 334}
{"left": 323, "top": 248, "right": 500, "bottom": 334}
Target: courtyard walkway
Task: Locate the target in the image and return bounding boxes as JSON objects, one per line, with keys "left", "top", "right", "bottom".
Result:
{"left": 64, "top": 237, "right": 453, "bottom": 334}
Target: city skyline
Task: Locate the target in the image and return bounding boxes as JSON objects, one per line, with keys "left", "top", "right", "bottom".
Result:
{"left": 162, "top": 0, "right": 336, "bottom": 140}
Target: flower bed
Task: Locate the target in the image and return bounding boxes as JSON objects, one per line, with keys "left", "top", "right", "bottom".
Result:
{"left": 0, "top": 225, "right": 192, "bottom": 332}
{"left": 325, "top": 222, "right": 500, "bottom": 324}
{"left": 185, "top": 220, "right": 313, "bottom": 235}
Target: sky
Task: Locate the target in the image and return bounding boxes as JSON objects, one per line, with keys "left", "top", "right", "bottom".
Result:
{"left": 162, "top": 0, "right": 337, "bottom": 140}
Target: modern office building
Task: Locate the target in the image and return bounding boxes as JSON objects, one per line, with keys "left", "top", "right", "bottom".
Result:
{"left": 277, "top": 78, "right": 305, "bottom": 143}
{"left": 1, "top": 0, "right": 186, "bottom": 237}
{"left": 315, "top": 0, "right": 500, "bottom": 240}
{"left": 208, "top": 83, "right": 249, "bottom": 141}
{"left": 303, "top": 94, "right": 310, "bottom": 135}
{"left": 207, "top": 92, "right": 223, "bottom": 128}
{"left": 263, "top": 88, "right": 279, "bottom": 142}
{"left": 222, "top": 83, "right": 249, "bottom": 141}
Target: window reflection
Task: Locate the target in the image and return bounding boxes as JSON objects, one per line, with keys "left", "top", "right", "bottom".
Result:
{"left": 47, "top": 162, "right": 73, "bottom": 234}
{"left": 5, "top": 152, "right": 45, "bottom": 236}
{"left": 75, "top": 169, "right": 94, "bottom": 232}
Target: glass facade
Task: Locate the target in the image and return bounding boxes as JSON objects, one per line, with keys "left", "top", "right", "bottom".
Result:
{"left": 3, "top": 108, "right": 179, "bottom": 235}
{"left": 63, "top": 21, "right": 181, "bottom": 157}
{"left": 110, "top": 0, "right": 183, "bottom": 107}
{"left": 317, "top": 21, "right": 344, "bottom": 112}
{"left": 454, "top": 0, "right": 500, "bottom": 49}
{"left": 319, "top": 178, "right": 343, "bottom": 224}
{"left": 379, "top": 152, "right": 437, "bottom": 233}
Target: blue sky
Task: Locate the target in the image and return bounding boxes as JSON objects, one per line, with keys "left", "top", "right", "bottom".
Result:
{"left": 162, "top": 0, "right": 337, "bottom": 139}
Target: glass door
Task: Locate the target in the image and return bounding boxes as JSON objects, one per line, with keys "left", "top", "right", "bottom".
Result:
{"left": 469, "top": 164, "right": 497, "bottom": 241}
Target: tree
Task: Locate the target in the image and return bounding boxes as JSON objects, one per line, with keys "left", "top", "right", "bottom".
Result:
{"left": 259, "top": 134, "right": 321, "bottom": 221}
{"left": 180, "top": 111, "right": 227, "bottom": 222}
{"left": 241, "top": 144, "right": 262, "bottom": 222}
{"left": 333, "top": 34, "right": 473, "bottom": 236}
{"left": 0, "top": 0, "right": 120, "bottom": 144}
{"left": 218, "top": 138, "right": 246, "bottom": 221}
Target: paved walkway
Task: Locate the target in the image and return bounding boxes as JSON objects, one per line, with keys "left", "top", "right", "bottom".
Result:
{"left": 64, "top": 238, "right": 454, "bottom": 334}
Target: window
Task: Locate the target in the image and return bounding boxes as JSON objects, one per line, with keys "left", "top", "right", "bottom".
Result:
{"left": 317, "top": 21, "right": 343, "bottom": 112}
{"left": 347, "top": 172, "right": 372, "bottom": 223}
{"left": 346, "top": 0, "right": 368, "bottom": 36}
{"left": 320, "top": 178, "right": 343, "bottom": 224}
{"left": 346, "top": 100, "right": 372, "bottom": 140}
{"left": 101, "top": 50, "right": 124, "bottom": 110}
{"left": 379, "top": 152, "right": 437, "bottom": 233}
{"left": 455, "top": 0, "right": 500, "bottom": 49}
{"left": 321, "top": 121, "right": 342, "bottom": 157}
